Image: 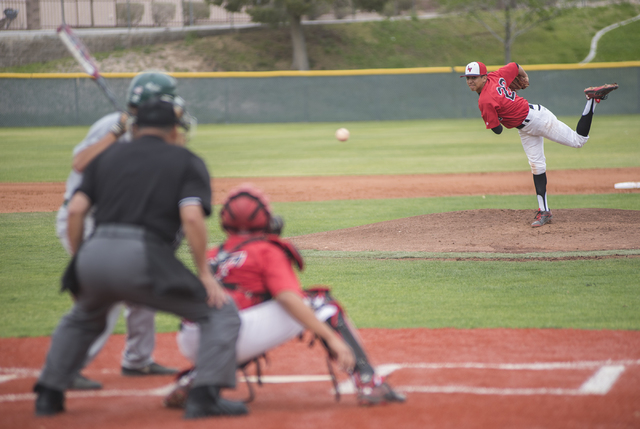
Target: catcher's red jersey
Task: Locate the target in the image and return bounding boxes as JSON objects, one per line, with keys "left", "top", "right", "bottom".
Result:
{"left": 478, "top": 62, "right": 530, "bottom": 129}
{"left": 207, "top": 234, "right": 304, "bottom": 310}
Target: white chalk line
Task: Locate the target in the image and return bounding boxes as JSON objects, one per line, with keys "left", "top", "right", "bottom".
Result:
{"left": 395, "top": 364, "right": 626, "bottom": 396}
{"left": 2, "top": 360, "right": 635, "bottom": 403}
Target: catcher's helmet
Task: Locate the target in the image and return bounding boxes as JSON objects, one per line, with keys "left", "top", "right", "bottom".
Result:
{"left": 220, "top": 184, "right": 272, "bottom": 233}
{"left": 127, "top": 71, "right": 177, "bottom": 108}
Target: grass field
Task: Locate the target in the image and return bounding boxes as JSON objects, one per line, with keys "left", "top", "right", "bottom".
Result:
{"left": 0, "top": 116, "right": 638, "bottom": 338}
{"left": 2, "top": 115, "right": 639, "bottom": 182}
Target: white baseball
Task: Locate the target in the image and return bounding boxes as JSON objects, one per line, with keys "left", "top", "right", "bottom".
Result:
{"left": 335, "top": 128, "right": 350, "bottom": 142}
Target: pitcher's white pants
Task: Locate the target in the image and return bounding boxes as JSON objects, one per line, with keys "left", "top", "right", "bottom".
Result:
{"left": 517, "top": 104, "right": 589, "bottom": 175}
{"left": 178, "top": 299, "right": 338, "bottom": 365}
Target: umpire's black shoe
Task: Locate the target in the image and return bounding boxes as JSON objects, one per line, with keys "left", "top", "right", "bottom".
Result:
{"left": 34, "top": 383, "right": 65, "bottom": 416}
{"left": 121, "top": 362, "right": 179, "bottom": 376}
{"left": 70, "top": 373, "right": 103, "bottom": 390}
{"left": 184, "top": 385, "right": 249, "bottom": 419}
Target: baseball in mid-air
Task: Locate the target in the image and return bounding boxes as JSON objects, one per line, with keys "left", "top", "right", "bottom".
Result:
{"left": 335, "top": 128, "right": 350, "bottom": 142}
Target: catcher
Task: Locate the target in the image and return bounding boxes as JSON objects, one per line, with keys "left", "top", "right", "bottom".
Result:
{"left": 462, "top": 61, "right": 618, "bottom": 227}
{"left": 164, "top": 184, "right": 406, "bottom": 407}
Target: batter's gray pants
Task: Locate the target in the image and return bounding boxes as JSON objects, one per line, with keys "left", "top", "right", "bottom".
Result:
{"left": 38, "top": 226, "right": 240, "bottom": 391}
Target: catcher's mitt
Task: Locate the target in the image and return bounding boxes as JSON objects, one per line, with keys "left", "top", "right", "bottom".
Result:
{"left": 509, "top": 75, "right": 529, "bottom": 91}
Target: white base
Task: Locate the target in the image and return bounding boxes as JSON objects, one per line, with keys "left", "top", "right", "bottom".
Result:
{"left": 614, "top": 182, "right": 640, "bottom": 189}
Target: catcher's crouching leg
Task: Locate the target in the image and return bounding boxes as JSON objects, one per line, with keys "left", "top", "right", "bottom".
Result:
{"left": 305, "top": 286, "right": 405, "bottom": 406}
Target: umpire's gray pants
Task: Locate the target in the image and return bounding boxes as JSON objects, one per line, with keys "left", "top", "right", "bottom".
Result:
{"left": 38, "top": 225, "right": 240, "bottom": 391}
{"left": 57, "top": 204, "right": 157, "bottom": 370}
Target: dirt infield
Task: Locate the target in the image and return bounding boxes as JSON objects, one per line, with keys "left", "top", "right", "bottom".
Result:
{"left": 290, "top": 208, "right": 640, "bottom": 254}
{"left": 2, "top": 167, "right": 639, "bottom": 254}
{"left": 2, "top": 168, "right": 639, "bottom": 212}
{"left": 2, "top": 168, "right": 639, "bottom": 427}
{"left": 2, "top": 330, "right": 640, "bottom": 429}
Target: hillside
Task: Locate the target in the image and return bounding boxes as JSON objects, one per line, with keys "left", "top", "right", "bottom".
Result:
{"left": 3, "top": 3, "right": 640, "bottom": 73}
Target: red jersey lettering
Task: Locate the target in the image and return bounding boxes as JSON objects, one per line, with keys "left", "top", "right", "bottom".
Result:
{"left": 478, "top": 62, "right": 530, "bottom": 129}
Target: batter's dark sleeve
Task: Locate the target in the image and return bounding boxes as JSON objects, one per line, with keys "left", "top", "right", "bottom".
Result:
{"left": 178, "top": 154, "right": 212, "bottom": 217}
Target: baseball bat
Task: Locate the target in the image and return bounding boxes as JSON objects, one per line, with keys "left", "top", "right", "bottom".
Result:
{"left": 56, "top": 24, "right": 125, "bottom": 112}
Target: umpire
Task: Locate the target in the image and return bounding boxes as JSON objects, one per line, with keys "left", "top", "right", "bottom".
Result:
{"left": 34, "top": 97, "right": 248, "bottom": 419}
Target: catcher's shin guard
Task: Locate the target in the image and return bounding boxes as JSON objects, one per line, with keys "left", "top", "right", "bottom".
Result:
{"left": 163, "top": 368, "right": 195, "bottom": 409}
{"left": 305, "top": 287, "right": 405, "bottom": 405}
{"left": 305, "top": 287, "right": 375, "bottom": 379}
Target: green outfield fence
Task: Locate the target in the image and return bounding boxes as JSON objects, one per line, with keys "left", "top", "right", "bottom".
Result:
{"left": 1, "top": 62, "right": 638, "bottom": 127}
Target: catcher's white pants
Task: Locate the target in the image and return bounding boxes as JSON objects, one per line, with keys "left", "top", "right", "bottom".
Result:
{"left": 517, "top": 104, "right": 589, "bottom": 175}
{"left": 178, "top": 299, "right": 338, "bottom": 365}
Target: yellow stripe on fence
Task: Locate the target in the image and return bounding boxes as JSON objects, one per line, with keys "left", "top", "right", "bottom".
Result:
{"left": 2, "top": 61, "right": 639, "bottom": 79}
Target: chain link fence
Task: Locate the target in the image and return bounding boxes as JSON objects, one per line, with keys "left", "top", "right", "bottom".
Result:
{"left": 0, "top": 0, "right": 443, "bottom": 30}
{"left": 0, "top": 0, "right": 252, "bottom": 30}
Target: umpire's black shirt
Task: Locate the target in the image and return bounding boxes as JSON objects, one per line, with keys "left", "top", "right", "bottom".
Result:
{"left": 77, "top": 134, "right": 212, "bottom": 246}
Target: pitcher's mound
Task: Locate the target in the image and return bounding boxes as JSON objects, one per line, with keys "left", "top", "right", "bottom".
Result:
{"left": 290, "top": 209, "right": 640, "bottom": 254}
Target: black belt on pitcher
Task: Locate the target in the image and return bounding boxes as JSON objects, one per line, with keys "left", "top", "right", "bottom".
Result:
{"left": 516, "top": 104, "right": 539, "bottom": 129}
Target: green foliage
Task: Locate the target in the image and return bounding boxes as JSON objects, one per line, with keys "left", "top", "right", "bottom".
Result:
{"left": 151, "top": 2, "right": 177, "bottom": 26}
{"left": 182, "top": 1, "right": 211, "bottom": 23}
{"left": 307, "top": 1, "right": 332, "bottom": 19}
{"left": 247, "top": 4, "right": 289, "bottom": 25}
{"left": 593, "top": 16, "right": 640, "bottom": 62}
{"left": 177, "top": 3, "right": 640, "bottom": 70}
{"left": 435, "top": 0, "right": 590, "bottom": 62}
{"left": 184, "top": 31, "right": 199, "bottom": 45}
{"left": 333, "top": 0, "right": 352, "bottom": 19}
{"left": 116, "top": 3, "right": 145, "bottom": 27}
{"left": 354, "top": 0, "right": 387, "bottom": 13}
{"left": 1, "top": 4, "right": 638, "bottom": 73}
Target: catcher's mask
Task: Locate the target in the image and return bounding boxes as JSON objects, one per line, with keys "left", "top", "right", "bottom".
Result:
{"left": 220, "top": 185, "right": 272, "bottom": 234}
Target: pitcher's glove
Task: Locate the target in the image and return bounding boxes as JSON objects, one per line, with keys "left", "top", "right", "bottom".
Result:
{"left": 509, "top": 75, "right": 529, "bottom": 91}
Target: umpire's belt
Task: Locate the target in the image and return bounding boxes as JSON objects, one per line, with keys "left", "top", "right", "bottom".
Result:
{"left": 516, "top": 104, "right": 540, "bottom": 129}
{"left": 93, "top": 223, "right": 165, "bottom": 245}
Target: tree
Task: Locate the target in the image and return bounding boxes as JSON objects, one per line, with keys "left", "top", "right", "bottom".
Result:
{"left": 440, "top": 0, "right": 571, "bottom": 63}
{"left": 211, "top": 0, "right": 390, "bottom": 70}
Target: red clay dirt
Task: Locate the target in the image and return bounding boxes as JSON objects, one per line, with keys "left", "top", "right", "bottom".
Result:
{"left": 2, "top": 168, "right": 640, "bottom": 428}
{"left": 2, "top": 330, "right": 640, "bottom": 429}
{"left": 2, "top": 167, "right": 639, "bottom": 254}
{"left": 1, "top": 167, "right": 639, "bottom": 211}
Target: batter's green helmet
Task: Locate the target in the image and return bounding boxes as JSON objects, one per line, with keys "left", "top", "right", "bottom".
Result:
{"left": 126, "top": 71, "right": 177, "bottom": 108}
